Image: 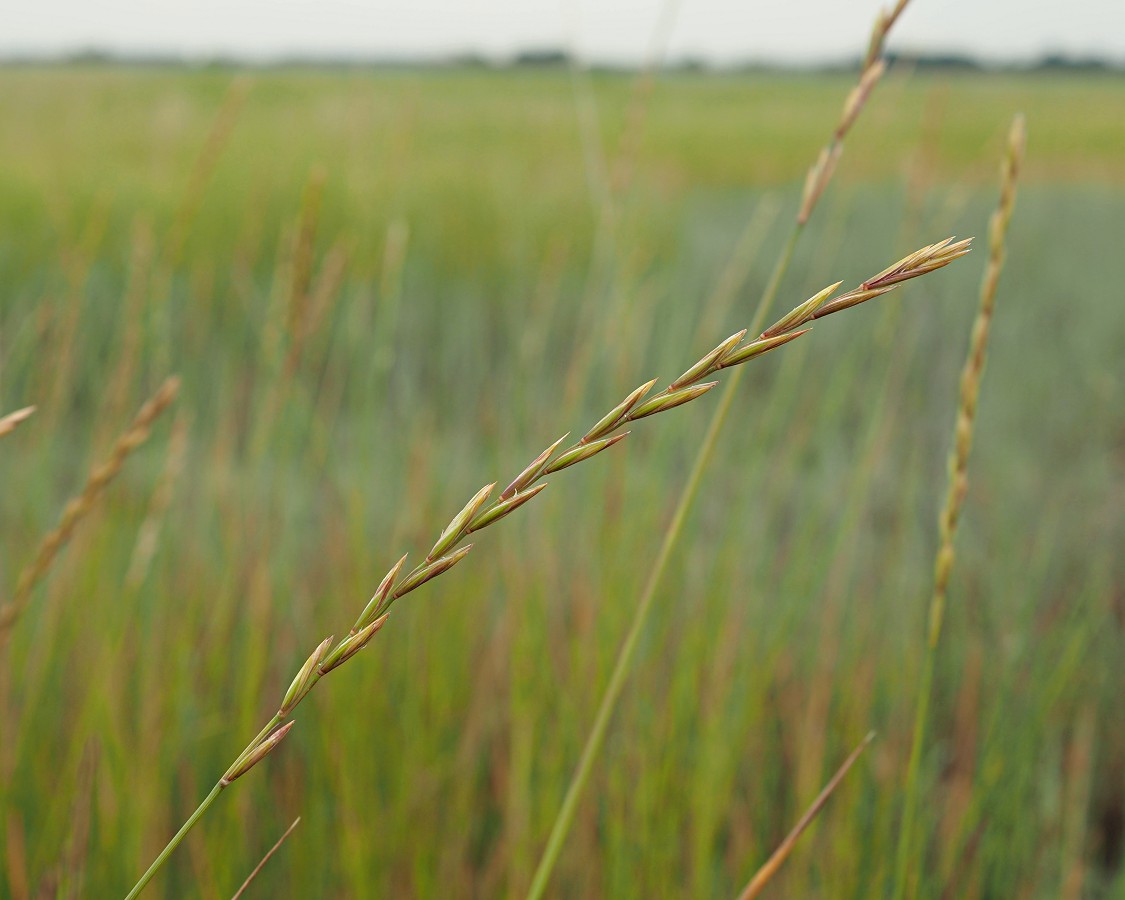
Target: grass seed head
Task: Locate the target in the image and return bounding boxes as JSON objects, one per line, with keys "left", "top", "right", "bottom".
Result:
{"left": 319, "top": 614, "right": 390, "bottom": 674}
{"left": 468, "top": 482, "right": 548, "bottom": 533}
{"left": 354, "top": 554, "right": 409, "bottom": 630}
{"left": 628, "top": 382, "right": 719, "bottom": 420}
{"left": 720, "top": 328, "right": 811, "bottom": 368}
{"left": 501, "top": 433, "right": 569, "bottom": 499}
{"left": 670, "top": 330, "right": 746, "bottom": 390}
{"left": 428, "top": 483, "right": 495, "bottom": 560}
{"left": 392, "top": 545, "right": 474, "bottom": 601}
{"left": 811, "top": 237, "right": 974, "bottom": 321}
{"left": 761, "top": 282, "right": 842, "bottom": 338}
{"left": 221, "top": 721, "right": 296, "bottom": 786}
{"left": 543, "top": 433, "right": 628, "bottom": 475}
{"left": 279, "top": 636, "right": 333, "bottom": 716}
{"left": 582, "top": 380, "right": 657, "bottom": 443}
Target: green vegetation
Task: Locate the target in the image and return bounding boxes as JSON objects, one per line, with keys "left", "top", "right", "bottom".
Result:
{"left": 1, "top": 65, "right": 1122, "bottom": 897}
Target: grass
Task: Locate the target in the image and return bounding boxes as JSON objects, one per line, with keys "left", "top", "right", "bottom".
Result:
{"left": 0, "top": 63, "right": 1122, "bottom": 898}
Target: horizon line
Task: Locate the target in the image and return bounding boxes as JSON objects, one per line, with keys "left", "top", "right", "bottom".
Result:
{"left": 2, "top": 45, "right": 1124, "bottom": 73}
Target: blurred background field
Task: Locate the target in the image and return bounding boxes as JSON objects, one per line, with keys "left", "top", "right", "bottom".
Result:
{"left": 0, "top": 64, "right": 1122, "bottom": 897}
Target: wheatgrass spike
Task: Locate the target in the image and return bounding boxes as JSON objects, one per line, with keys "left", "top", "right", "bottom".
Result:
{"left": 502, "top": 433, "right": 569, "bottom": 499}
{"left": 582, "top": 380, "right": 658, "bottom": 443}
{"left": 358, "top": 554, "right": 409, "bottom": 628}
{"left": 128, "top": 233, "right": 969, "bottom": 898}
{"left": 428, "top": 482, "right": 495, "bottom": 560}
{"left": 669, "top": 330, "right": 746, "bottom": 390}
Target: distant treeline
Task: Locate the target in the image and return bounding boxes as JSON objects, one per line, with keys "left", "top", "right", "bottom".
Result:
{"left": 2, "top": 47, "right": 1123, "bottom": 74}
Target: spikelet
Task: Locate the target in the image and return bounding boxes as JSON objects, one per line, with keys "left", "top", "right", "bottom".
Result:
{"left": 0, "top": 406, "right": 35, "bottom": 439}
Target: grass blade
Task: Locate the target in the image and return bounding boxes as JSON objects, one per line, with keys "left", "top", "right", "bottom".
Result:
{"left": 737, "top": 732, "right": 876, "bottom": 900}
{"left": 230, "top": 817, "right": 301, "bottom": 900}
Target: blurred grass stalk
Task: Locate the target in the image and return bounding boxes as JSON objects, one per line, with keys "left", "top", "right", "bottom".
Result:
{"left": 525, "top": 3, "right": 912, "bottom": 896}
{"left": 891, "top": 112, "right": 1026, "bottom": 899}
{"left": 0, "top": 377, "right": 181, "bottom": 640}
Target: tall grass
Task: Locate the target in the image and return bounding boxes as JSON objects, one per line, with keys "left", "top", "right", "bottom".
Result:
{"left": 0, "top": 65, "right": 1121, "bottom": 897}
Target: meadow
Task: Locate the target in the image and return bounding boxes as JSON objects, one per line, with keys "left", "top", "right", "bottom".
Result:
{"left": 0, "top": 63, "right": 1122, "bottom": 897}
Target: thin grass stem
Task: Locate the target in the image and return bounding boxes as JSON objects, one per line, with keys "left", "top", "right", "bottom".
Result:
{"left": 737, "top": 732, "right": 875, "bottom": 900}
{"left": 526, "top": 3, "right": 912, "bottom": 890}
{"left": 123, "top": 782, "right": 225, "bottom": 900}
{"left": 230, "top": 817, "right": 300, "bottom": 900}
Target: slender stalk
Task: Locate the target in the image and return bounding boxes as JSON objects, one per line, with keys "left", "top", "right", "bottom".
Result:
{"left": 737, "top": 732, "right": 875, "bottom": 900}
{"left": 524, "top": 224, "right": 798, "bottom": 900}
{"left": 524, "top": 376, "right": 729, "bottom": 900}
{"left": 124, "top": 710, "right": 287, "bottom": 900}
{"left": 231, "top": 817, "right": 301, "bottom": 900}
{"left": 124, "top": 782, "right": 225, "bottom": 900}
{"left": 527, "top": 4, "right": 912, "bottom": 894}
{"left": 892, "top": 114, "right": 1025, "bottom": 900}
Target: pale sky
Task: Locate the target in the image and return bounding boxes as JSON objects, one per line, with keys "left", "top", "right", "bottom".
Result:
{"left": 5, "top": 0, "right": 1125, "bottom": 65}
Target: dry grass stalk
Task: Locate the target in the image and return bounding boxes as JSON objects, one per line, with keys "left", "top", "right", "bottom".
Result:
{"left": 1060, "top": 704, "right": 1096, "bottom": 900}
{"left": 737, "top": 732, "right": 876, "bottom": 900}
{"left": 528, "top": 10, "right": 920, "bottom": 894}
{"left": 284, "top": 241, "right": 349, "bottom": 379}
{"left": 125, "top": 411, "right": 191, "bottom": 590}
{"left": 162, "top": 76, "right": 251, "bottom": 269}
{"left": 0, "top": 407, "right": 35, "bottom": 439}
{"left": 798, "top": 0, "right": 911, "bottom": 225}
{"left": 372, "top": 220, "right": 410, "bottom": 379}
{"left": 5, "top": 812, "right": 30, "bottom": 900}
{"left": 55, "top": 740, "right": 99, "bottom": 899}
{"left": 125, "top": 239, "right": 971, "bottom": 898}
{"left": 101, "top": 218, "right": 156, "bottom": 432}
{"left": 285, "top": 166, "right": 327, "bottom": 339}
{"left": 230, "top": 817, "right": 301, "bottom": 900}
{"left": 893, "top": 114, "right": 1026, "bottom": 899}
{"left": 930, "top": 118, "right": 1025, "bottom": 631}
{"left": 45, "top": 201, "right": 112, "bottom": 421}
{"left": 0, "top": 377, "right": 181, "bottom": 638}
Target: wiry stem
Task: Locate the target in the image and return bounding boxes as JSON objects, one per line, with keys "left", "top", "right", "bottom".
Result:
{"left": 524, "top": 242, "right": 966, "bottom": 900}
{"left": 231, "top": 817, "right": 301, "bottom": 900}
{"left": 123, "top": 782, "right": 224, "bottom": 900}
{"left": 125, "top": 237, "right": 969, "bottom": 898}
{"left": 528, "top": 3, "right": 916, "bottom": 892}
{"left": 738, "top": 732, "right": 875, "bottom": 900}
{"left": 892, "top": 114, "right": 1025, "bottom": 900}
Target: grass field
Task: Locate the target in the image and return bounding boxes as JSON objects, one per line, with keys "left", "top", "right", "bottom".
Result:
{"left": 1, "top": 64, "right": 1123, "bottom": 898}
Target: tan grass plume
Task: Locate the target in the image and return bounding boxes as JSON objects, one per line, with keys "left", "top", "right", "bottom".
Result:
{"left": 0, "top": 377, "right": 180, "bottom": 638}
